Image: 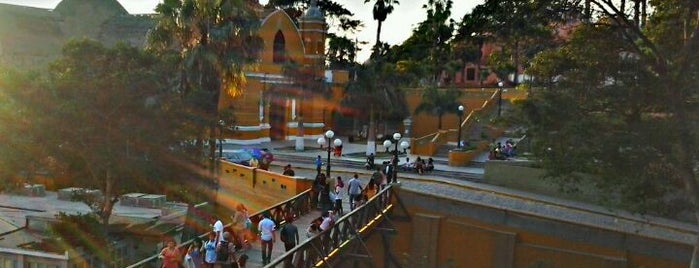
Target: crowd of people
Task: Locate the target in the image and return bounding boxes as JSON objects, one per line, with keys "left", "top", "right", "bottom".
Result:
{"left": 156, "top": 149, "right": 414, "bottom": 267}
{"left": 489, "top": 139, "right": 517, "bottom": 160}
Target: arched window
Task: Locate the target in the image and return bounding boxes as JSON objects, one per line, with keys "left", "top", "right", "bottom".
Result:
{"left": 273, "top": 31, "right": 286, "bottom": 63}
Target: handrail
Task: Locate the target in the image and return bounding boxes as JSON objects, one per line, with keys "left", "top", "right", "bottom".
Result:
{"left": 266, "top": 185, "right": 397, "bottom": 267}
{"left": 125, "top": 189, "right": 314, "bottom": 268}
{"left": 413, "top": 132, "right": 439, "bottom": 145}
{"left": 412, "top": 89, "right": 502, "bottom": 155}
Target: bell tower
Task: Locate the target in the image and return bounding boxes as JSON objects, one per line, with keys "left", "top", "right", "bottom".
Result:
{"left": 299, "top": 0, "right": 326, "bottom": 76}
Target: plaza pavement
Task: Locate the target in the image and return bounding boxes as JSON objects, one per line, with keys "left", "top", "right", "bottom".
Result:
{"left": 224, "top": 136, "right": 489, "bottom": 176}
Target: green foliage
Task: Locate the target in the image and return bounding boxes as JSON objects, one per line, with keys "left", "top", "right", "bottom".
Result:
{"left": 341, "top": 59, "right": 408, "bottom": 142}
{"left": 454, "top": 0, "right": 577, "bottom": 84}
{"left": 386, "top": 0, "right": 455, "bottom": 84}
{"left": 19, "top": 39, "right": 198, "bottom": 228}
{"left": 364, "top": 0, "right": 400, "bottom": 55}
{"left": 0, "top": 67, "right": 45, "bottom": 187}
{"left": 327, "top": 33, "right": 360, "bottom": 69}
{"left": 149, "top": 0, "right": 263, "bottom": 164}
{"left": 524, "top": 1, "right": 699, "bottom": 219}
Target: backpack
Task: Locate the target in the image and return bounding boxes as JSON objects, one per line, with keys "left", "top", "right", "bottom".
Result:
{"left": 216, "top": 240, "right": 230, "bottom": 262}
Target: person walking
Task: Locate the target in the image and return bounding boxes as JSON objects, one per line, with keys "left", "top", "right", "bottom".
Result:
{"left": 258, "top": 212, "right": 276, "bottom": 265}
{"left": 211, "top": 216, "right": 224, "bottom": 245}
{"left": 365, "top": 178, "right": 378, "bottom": 200}
{"left": 315, "top": 155, "right": 323, "bottom": 176}
{"left": 201, "top": 232, "right": 217, "bottom": 268}
{"left": 279, "top": 215, "right": 299, "bottom": 267}
{"left": 159, "top": 239, "right": 182, "bottom": 268}
{"left": 347, "top": 173, "right": 363, "bottom": 210}
{"left": 334, "top": 176, "right": 345, "bottom": 215}
{"left": 383, "top": 161, "right": 395, "bottom": 183}
{"left": 215, "top": 232, "right": 236, "bottom": 268}
{"left": 184, "top": 238, "right": 203, "bottom": 268}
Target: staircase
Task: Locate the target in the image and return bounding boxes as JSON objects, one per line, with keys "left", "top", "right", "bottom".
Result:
{"left": 434, "top": 144, "right": 456, "bottom": 159}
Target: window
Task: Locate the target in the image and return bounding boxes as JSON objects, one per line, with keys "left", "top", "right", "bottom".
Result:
{"left": 273, "top": 31, "right": 286, "bottom": 63}
{"left": 466, "top": 68, "right": 476, "bottom": 81}
{"left": 0, "top": 257, "right": 18, "bottom": 268}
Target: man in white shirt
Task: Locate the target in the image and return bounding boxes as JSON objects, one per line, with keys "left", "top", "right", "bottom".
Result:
{"left": 258, "top": 213, "right": 276, "bottom": 265}
{"left": 211, "top": 216, "right": 224, "bottom": 244}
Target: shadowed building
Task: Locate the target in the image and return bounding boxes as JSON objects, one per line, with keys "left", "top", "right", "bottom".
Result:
{"left": 0, "top": 0, "right": 153, "bottom": 69}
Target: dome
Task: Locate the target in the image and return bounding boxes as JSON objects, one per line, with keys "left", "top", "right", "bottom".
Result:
{"left": 301, "top": 0, "right": 324, "bottom": 21}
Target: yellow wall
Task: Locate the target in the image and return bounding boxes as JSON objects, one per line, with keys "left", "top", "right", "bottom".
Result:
{"left": 369, "top": 190, "right": 689, "bottom": 268}
{"left": 406, "top": 89, "right": 497, "bottom": 138}
{"left": 216, "top": 161, "right": 312, "bottom": 211}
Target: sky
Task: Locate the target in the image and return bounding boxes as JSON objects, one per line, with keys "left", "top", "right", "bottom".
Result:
{"left": 0, "top": 0, "right": 483, "bottom": 61}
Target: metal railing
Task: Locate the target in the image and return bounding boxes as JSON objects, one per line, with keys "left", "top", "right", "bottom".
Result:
{"left": 125, "top": 189, "right": 315, "bottom": 267}
{"left": 266, "top": 184, "right": 398, "bottom": 267}
{"left": 411, "top": 89, "right": 501, "bottom": 156}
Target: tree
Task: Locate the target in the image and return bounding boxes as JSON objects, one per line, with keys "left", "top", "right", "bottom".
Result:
{"left": 384, "top": 0, "right": 456, "bottom": 85}
{"left": 456, "top": 0, "right": 576, "bottom": 85}
{"left": 36, "top": 39, "right": 186, "bottom": 233}
{"left": 364, "top": 0, "right": 400, "bottom": 54}
{"left": 342, "top": 59, "right": 408, "bottom": 155}
{"left": 148, "top": 0, "right": 263, "bottom": 170}
{"left": 413, "top": 87, "right": 462, "bottom": 130}
{"left": 0, "top": 67, "right": 44, "bottom": 190}
{"left": 525, "top": 0, "right": 699, "bottom": 266}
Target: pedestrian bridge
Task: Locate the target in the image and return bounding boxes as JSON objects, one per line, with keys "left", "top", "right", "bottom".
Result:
{"left": 127, "top": 184, "right": 409, "bottom": 267}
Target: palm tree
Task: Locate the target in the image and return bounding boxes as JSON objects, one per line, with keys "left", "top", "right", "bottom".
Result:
{"left": 364, "top": 0, "right": 400, "bottom": 53}
{"left": 342, "top": 59, "right": 408, "bottom": 155}
{"left": 414, "top": 87, "right": 462, "bottom": 130}
{"left": 148, "top": 0, "right": 262, "bottom": 164}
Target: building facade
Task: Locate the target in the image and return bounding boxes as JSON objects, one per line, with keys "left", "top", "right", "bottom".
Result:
{"left": 220, "top": 2, "right": 349, "bottom": 145}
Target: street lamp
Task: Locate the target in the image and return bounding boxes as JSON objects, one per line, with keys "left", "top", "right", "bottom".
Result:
{"left": 497, "top": 81, "right": 504, "bottom": 117}
{"left": 457, "top": 105, "right": 464, "bottom": 148}
{"left": 316, "top": 130, "right": 340, "bottom": 178}
{"left": 382, "top": 132, "right": 408, "bottom": 183}
{"left": 218, "top": 120, "right": 225, "bottom": 159}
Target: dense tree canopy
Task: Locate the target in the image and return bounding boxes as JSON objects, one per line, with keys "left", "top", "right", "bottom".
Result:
{"left": 149, "top": 0, "right": 263, "bottom": 165}
{"left": 524, "top": 0, "right": 699, "bottom": 265}
{"left": 14, "top": 40, "right": 191, "bottom": 231}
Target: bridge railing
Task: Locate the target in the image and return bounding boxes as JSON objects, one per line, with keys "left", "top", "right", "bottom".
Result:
{"left": 267, "top": 184, "right": 398, "bottom": 268}
{"left": 125, "top": 189, "right": 315, "bottom": 268}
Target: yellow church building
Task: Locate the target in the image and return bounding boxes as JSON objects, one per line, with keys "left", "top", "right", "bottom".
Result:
{"left": 219, "top": 2, "right": 349, "bottom": 145}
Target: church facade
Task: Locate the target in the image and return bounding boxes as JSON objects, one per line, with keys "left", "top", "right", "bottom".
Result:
{"left": 220, "top": 3, "right": 349, "bottom": 145}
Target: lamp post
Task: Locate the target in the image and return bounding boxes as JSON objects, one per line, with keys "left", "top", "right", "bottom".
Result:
{"left": 382, "top": 132, "right": 409, "bottom": 183}
{"left": 218, "top": 120, "right": 225, "bottom": 159}
{"left": 457, "top": 105, "right": 464, "bottom": 148}
{"left": 316, "top": 130, "right": 340, "bottom": 178}
{"left": 497, "top": 81, "right": 504, "bottom": 117}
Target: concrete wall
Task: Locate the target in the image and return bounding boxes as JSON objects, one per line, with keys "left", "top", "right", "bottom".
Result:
{"left": 369, "top": 189, "right": 690, "bottom": 268}
{"left": 216, "top": 161, "right": 312, "bottom": 211}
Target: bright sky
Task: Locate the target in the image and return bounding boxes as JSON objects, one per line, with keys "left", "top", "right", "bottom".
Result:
{"left": 0, "top": 0, "right": 482, "bottom": 62}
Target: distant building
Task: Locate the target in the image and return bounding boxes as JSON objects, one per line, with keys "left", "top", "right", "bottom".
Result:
{"left": 0, "top": 188, "right": 187, "bottom": 267}
{"left": 0, "top": 0, "right": 153, "bottom": 69}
